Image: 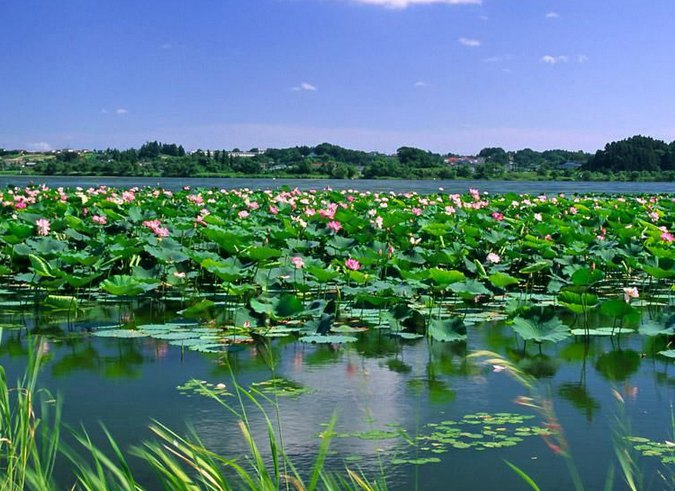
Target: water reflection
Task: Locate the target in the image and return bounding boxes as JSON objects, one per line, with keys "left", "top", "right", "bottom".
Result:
{"left": 0, "top": 296, "right": 672, "bottom": 491}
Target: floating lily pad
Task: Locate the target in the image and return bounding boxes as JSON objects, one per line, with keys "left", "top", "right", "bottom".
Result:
{"left": 250, "top": 377, "right": 310, "bottom": 397}
{"left": 92, "top": 329, "right": 147, "bottom": 338}
{"left": 299, "top": 335, "right": 358, "bottom": 344}
{"left": 571, "top": 327, "right": 636, "bottom": 336}
{"left": 626, "top": 436, "right": 675, "bottom": 464}
{"left": 177, "top": 379, "right": 231, "bottom": 398}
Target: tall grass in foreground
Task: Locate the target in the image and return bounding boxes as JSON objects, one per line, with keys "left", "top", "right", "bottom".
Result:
{"left": 471, "top": 350, "right": 675, "bottom": 491}
{"left": 0, "top": 337, "right": 386, "bottom": 491}
{"left": 0, "top": 338, "right": 60, "bottom": 490}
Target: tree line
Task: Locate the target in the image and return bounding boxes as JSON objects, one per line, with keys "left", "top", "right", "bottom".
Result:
{"left": 1, "top": 135, "right": 674, "bottom": 181}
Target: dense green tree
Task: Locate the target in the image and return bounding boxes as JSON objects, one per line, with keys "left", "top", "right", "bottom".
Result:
{"left": 478, "top": 147, "right": 509, "bottom": 165}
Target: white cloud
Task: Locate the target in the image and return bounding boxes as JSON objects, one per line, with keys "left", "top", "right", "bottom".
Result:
{"left": 27, "top": 142, "right": 52, "bottom": 152}
{"left": 545, "top": 11, "right": 559, "bottom": 18}
{"left": 160, "top": 43, "right": 172, "bottom": 50}
{"left": 541, "top": 54, "right": 588, "bottom": 65}
{"left": 292, "top": 82, "right": 318, "bottom": 92}
{"left": 458, "top": 37, "right": 481, "bottom": 47}
{"left": 116, "top": 108, "right": 129, "bottom": 115}
{"left": 414, "top": 81, "right": 429, "bottom": 87}
{"left": 348, "top": 0, "right": 481, "bottom": 9}
{"left": 541, "top": 55, "right": 567, "bottom": 64}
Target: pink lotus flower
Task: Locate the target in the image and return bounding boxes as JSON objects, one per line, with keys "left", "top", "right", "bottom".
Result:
{"left": 237, "top": 210, "right": 250, "bottom": 219}
{"left": 345, "top": 258, "right": 361, "bottom": 271}
{"left": 491, "top": 212, "right": 504, "bottom": 221}
{"left": 486, "top": 252, "right": 501, "bottom": 264}
{"left": 661, "top": 231, "right": 674, "bottom": 243}
{"left": 412, "top": 207, "right": 422, "bottom": 216}
{"left": 92, "top": 215, "right": 107, "bottom": 225}
{"left": 623, "top": 287, "right": 639, "bottom": 303}
{"left": 142, "top": 219, "right": 169, "bottom": 238}
{"left": 269, "top": 206, "right": 279, "bottom": 215}
{"left": 35, "top": 218, "right": 50, "bottom": 236}
{"left": 291, "top": 257, "right": 304, "bottom": 269}
{"left": 327, "top": 221, "right": 342, "bottom": 233}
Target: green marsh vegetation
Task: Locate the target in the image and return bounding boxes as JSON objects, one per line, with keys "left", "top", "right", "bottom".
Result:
{"left": 0, "top": 184, "right": 673, "bottom": 489}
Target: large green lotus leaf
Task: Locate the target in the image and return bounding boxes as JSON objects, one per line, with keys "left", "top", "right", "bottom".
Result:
{"left": 423, "top": 222, "right": 453, "bottom": 237}
{"left": 658, "top": 350, "right": 675, "bottom": 359}
{"left": 429, "top": 269, "right": 465, "bottom": 287}
{"left": 60, "top": 251, "right": 98, "bottom": 267}
{"left": 250, "top": 296, "right": 276, "bottom": 315}
{"left": 64, "top": 273, "right": 102, "bottom": 288}
{"left": 571, "top": 267, "right": 604, "bottom": 286}
{"left": 200, "top": 258, "right": 242, "bottom": 282}
{"left": 275, "top": 294, "right": 304, "bottom": 317}
{"left": 449, "top": 280, "right": 491, "bottom": 299}
{"left": 306, "top": 266, "right": 339, "bottom": 283}
{"left": 326, "top": 236, "right": 354, "bottom": 251}
{"left": 559, "top": 290, "right": 599, "bottom": 306}
{"left": 488, "top": 272, "right": 520, "bottom": 289}
{"left": 100, "top": 275, "right": 156, "bottom": 296}
{"left": 144, "top": 243, "right": 189, "bottom": 263}
{"left": 600, "top": 299, "right": 639, "bottom": 319}
{"left": 511, "top": 316, "right": 571, "bottom": 343}
{"left": 202, "top": 227, "right": 248, "bottom": 254}
{"left": 231, "top": 307, "right": 258, "bottom": 328}
{"left": 7, "top": 222, "right": 34, "bottom": 240}
{"left": 27, "top": 237, "right": 67, "bottom": 255}
{"left": 244, "top": 246, "right": 283, "bottom": 262}
{"left": 63, "top": 228, "right": 87, "bottom": 242}
{"left": 299, "top": 335, "right": 358, "bottom": 344}
{"left": 428, "top": 318, "right": 467, "bottom": 343}
{"left": 519, "top": 260, "right": 552, "bottom": 274}
{"left": 43, "top": 295, "right": 78, "bottom": 311}
{"left": 29, "top": 254, "right": 55, "bottom": 278}
{"left": 641, "top": 264, "right": 675, "bottom": 279}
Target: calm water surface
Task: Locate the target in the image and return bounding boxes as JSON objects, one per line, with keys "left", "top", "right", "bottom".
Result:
{"left": 1, "top": 175, "right": 674, "bottom": 194}
{"left": 1, "top": 297, "right": 673, "bottom": 490}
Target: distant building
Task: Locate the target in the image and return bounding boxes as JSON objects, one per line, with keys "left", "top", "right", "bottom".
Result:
{"left": 228, "top": 149, "right": 266, "bottom": 158}
{"left": 444, "top": 156, "right": 484, "bottom": 166}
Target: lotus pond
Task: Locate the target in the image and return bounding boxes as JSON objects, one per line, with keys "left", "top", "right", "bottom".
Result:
{"left": 0, "top": 185, "right": 674, "bottom": 489}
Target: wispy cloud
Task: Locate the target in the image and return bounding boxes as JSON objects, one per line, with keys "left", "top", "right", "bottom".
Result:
{"left": 541, "top": 55, "right": 567, "bottom": 64}
{"left": 545, "top": 11, "right": 559, "bottom": 18}
{"left": 347, "top": 0, "right": 481, "bottom": 9}
{"left": 414, "top": 81, "right": 429, "bottom": 87}
{"left": 116, "top": 108, "right": 129, "bottom": 115}
{"left": 27, "top": 142, "right": 52, "bottom": 152}
{"left": 458, "top": 37, "right": 481, "bottom": 47}
{"left": 541, "top": 54, "right": 588, "bottom": 65}
{"left": 291, "top": 82, "right": 318, "bottom": 92}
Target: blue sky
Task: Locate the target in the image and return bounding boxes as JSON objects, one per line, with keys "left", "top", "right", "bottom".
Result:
{"left": 2, "top": 0, "right": 674, "bottom": 154}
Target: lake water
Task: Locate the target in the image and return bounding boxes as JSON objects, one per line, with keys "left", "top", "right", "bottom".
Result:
{"left": 1, "top": 296, "right": 673, "bottom": 490}
{"left": 1, "top": 175, "right": 674, "bottom": 194}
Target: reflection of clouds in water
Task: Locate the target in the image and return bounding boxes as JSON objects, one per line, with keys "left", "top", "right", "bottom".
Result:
{"left": 190, "top": 339, "right": 495, "bottom": 478}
